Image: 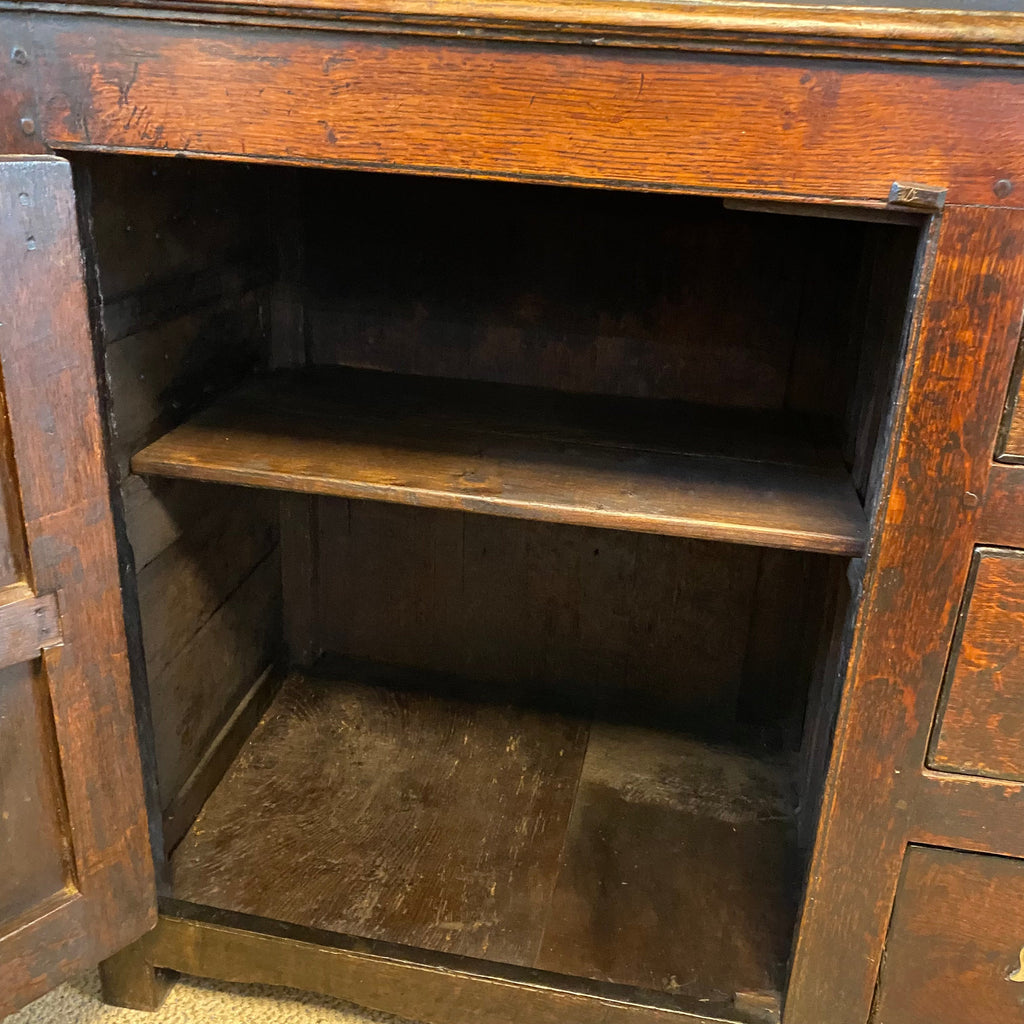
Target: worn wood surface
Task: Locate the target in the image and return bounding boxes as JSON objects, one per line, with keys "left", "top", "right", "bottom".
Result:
{"left": 0, "top": 156, "right": 155, "bottom": 1016}
{"left": 930, "top": 549, "right": 1024, "bottom": 782}
{"left": 873, "top": 846, "right": 1024, "bottom": 1024}
{"left": 977, "top": 463, "right": 1024, "bottom": 548}
{"left": 131, "top": 900, "right": 751, "bottom": 1024}
{"left": 0, "top": 393, "right": 28, "bottom": 589}
{"left": 160, "top": 665, "right": 284, "bottom": 854}
{"left": 147, "top": 549, "right": 282, "bottom": 806}
{"left": 14, "top": 15, "right": 1024, "bottom": 205}
{"left": 0, "top": 586, "right": 61, "bottom": 671}
{"left": 171, "top": 665, "right": 590, "bottom": 965}
{"left": 14, "top": 0, "right": 1024, "bottom": 65}
{"left": 785, "top": 208, "right": 1024, "bottom": 1024}
{"left": 996, "top": 348, "right": 1024, "bottom": 459}
{"left": 170, "top": 661, "right": 801, "bottom": 1009}
{"left": 0, "top": 13, "right": 46, "bottom": 156}
{"left": 133, "top": 369, "right": 867, "bottom": 555}
{"left": 0, "top": 661, "right": 69, "bottom": 924}
{"left": 911, "top": 770, "right": 1024, "bottom": 859}
{"left": 536, "top": 723, "right": 796, "bottom": 1007}
{"left": 136, "top": 494, "right": 277, "bottom": 682}
{"left": 103, "top": 295, "right": 266, "bottom": 479}
{"left": 99, "top": 940, "right": 176, "bottom": 1012}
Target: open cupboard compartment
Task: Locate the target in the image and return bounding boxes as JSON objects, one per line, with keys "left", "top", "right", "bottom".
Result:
{"left": 76, "top": 153, "right": 922, "bottom": 1022}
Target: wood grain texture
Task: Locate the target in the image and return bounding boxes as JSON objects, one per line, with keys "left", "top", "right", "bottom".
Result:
{"left": 138, "top": 901, "right": 746, "bottom": 1024}
{"left": 77, "top": 152, "right": 281, "bottom": 819}
{"left": 785, "top": 208, "right": 1024, "bottom": 1024}
{"left": 132, "top": 370, "right": 867, "bottom": 555}
{"left": 0, "top": 13, "right": 47, "bottom": 157}
{"left": 536, "top": 723, "right": 797, "bottom": 1009}
{"left": 978, "top": 463, "right": 1024, "bottom": 548}
{"left": 315, "top": 500, "right": 829, "bottom": 735}
{"left": 930, "top": 549, "right": 1024, "bottom": 782}
{"left": 912, "top": 769, "right": 1024, "bottom": 859}
{"left": 14, "top": 0, "right": 1024, "bottom": 64}
{"left": 171, "top": 664, "right": 590, "bottom": 966}
{"left": 873, "top": 846, "right": 1024, "bottom": 1024}
{"left": 0, "top": 586, "right": 61, "bottom": 670}
{"left": 160, "top": 664, "right": 283, "bottom": 853}
{"left": 0, "top": 156, "right": 155, "bottom": 1016}
{"left": 104, "top": 294, "right": 266, "bottom": 479}
{"left": 996, "top": 350, "right": 1024, "bottom": 459}
{"left": 0, "top": 660, "right": 69, "bottom": 924}
{"left": 0, "top": 391, "right": 28, "bottom": 589}
{"left": 16, "top": 14, "right": 1024, "bottom": 206}
{"left": 148, "top": 548, "right": 282, "bottom": 805}
{"left": 170, "top": 661, "right": 801, "bottom": 1008}
{"left": 135, "top": 491, "right": 276, "bottom": 681}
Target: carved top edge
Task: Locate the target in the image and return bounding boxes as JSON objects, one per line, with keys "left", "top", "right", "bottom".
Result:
{"left": 10, "top": 0, "right": 1024, "bottom": 61}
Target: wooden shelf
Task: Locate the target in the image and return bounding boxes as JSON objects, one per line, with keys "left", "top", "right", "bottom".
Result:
{"left": 133, "top": 368, "right": 867, "bottom": 556}
{"left": 170, "top": 662, "right": 799, "bottom": 1013}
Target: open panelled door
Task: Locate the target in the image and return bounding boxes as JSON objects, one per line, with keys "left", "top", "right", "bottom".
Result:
{"left": 0, "top": 157, "right": 155, "bottom": 1016}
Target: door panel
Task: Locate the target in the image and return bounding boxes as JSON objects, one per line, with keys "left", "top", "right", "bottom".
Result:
{"left": 0, "top": 660, "right": 68, "bottom": 924}
{"left": 0, "top": 156, "right": 155, "bottom": 1016}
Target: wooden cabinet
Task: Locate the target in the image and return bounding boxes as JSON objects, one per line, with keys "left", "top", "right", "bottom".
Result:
{"left": 4, "top": 5, "right": 1024, "bottom": 1024}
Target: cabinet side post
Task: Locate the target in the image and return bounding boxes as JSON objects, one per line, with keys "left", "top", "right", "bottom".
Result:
{"left": 785, "top": 206, "right": 1024, "bottom": 1024}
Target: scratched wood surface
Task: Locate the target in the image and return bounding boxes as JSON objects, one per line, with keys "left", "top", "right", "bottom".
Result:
{"left": 18, "top": 14, "right": 1024, "bottom": 206}
{"left": 930, "top": 549, "right": 1024, "bottom": 782}
{"left": 170, "top": 661, "right": 801, "bottom": 1007}
{"left": 535, "top": 722, "right": 797, "bottom": 1005}
{"left": 171, "top": 664, "right": 591, "bottom": 965}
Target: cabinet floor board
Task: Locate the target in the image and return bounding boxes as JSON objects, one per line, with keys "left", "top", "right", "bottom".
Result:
{"left": 170, "top": 661, "right": 799, "bottom": 1008}
{"left": 133, "top": 368, "right": 867, "bottom": 556}
{"left": 536, "top": 722, "right": 797, "bottom": 1006}
{"left": 170, "top": 664, "right": 590, "bottom": 966}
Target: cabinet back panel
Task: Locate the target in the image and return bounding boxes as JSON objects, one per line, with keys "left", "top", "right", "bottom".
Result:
{"left": 313, "top": 498, "right": 833, "bottom": 736}
{"left": 302, "top": 173, "right": 867, "bottom": 414}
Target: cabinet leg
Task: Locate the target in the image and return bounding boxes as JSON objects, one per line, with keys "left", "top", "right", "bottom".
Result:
{"left": 99, "top": 939, "right": 177, "bottom": 1011}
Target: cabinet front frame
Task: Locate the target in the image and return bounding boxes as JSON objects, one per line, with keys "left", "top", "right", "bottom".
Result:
{"left": 4, "top": 14, "right": 1024, "bottom": 1024}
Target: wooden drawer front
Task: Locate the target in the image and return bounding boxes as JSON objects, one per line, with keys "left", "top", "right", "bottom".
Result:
{"left": 873, "top": 846, "right": 1024, "bottom": 1024}
{"left": 930, "top": 549, "right": 1024, "bottom": 781}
